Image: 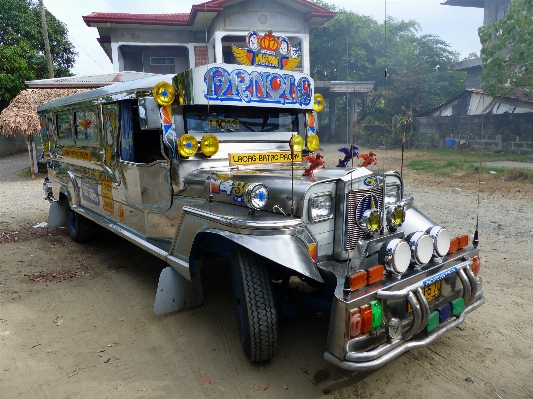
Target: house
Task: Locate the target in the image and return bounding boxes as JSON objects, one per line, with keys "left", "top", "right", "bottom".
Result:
{"left": 82, "top": 0, "right": 337, "bottom": 75}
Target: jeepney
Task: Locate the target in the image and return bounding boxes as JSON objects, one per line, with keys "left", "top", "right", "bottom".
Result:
{"left": 38, "top": 62, "right": 484, "bottom": 370}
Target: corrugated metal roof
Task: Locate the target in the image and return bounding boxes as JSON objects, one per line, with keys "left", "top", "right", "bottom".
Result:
{"left": 26, "top": 72, "right": 157, "bottom": 88}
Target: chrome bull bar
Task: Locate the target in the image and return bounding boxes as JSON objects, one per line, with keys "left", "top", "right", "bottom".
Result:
{"left": 324, "top": 260, "right": 484, "bottom": 371}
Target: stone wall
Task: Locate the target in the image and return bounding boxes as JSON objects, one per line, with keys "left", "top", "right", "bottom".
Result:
{"left": 0, "top": 133, "right": 27, "bottom": 156}
{"left": 415, "top": 113, "right": 533, "bottom": 154}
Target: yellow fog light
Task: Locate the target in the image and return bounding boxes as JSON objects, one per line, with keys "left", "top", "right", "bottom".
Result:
{"left": 360, "top": 209, "right": 381, "bottom": 234}
{"left": 152, "top": 81, "right": 175, "bottom": 106}
{"left": 313, "top": 93, "right": 325, "bottom": 112}
{"left": 386, "top": 204, "right": 405, "bottom": 230}
{"left": 289, "top": 134, "right": 304, "bottom": 151}
{"left": 307, "top": 134, "right": 320, "bottom": 152}
{"left": 177, "top": 134, "right": 198, "bottom": 157}
{"left": 201, "top": 134, "right": 219, "bottom": 157}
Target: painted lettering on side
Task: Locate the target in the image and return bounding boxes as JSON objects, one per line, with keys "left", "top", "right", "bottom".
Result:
{"left": 205, "top": 66, "right": 312, "bottom": 106}
{"left": 62, "top": 147, "right": 91, "bottom": 162}
{"left": 229, "top": 151, "right": 302, "bottom": 165}
{"left": 101, "top": 179, "right": 114, "bottom": 213}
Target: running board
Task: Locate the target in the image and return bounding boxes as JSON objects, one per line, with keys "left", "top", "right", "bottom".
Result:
{"left": 73, "top": 205, "right": 191, "bottom": 280}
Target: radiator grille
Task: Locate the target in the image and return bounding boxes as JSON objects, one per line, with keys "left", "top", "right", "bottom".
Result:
{"left": 345, "top": 186, "right": 384, "bottom": 251}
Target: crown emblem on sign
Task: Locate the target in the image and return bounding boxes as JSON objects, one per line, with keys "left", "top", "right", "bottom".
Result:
{"left": 259, "top": 31, "right": 279, "bottom": 52}
{"left": 232, "top": 30, "right": 301, "bottom": 70}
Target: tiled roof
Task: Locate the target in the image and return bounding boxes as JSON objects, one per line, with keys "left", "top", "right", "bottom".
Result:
{"left": 83, "top": 12, "right": 191, "bottom": 26}
{"left": 25, "top": 72, "right": 157, "bottom": 88}
{"left": 84, "top": 0, "right": 336, "bottom": 27}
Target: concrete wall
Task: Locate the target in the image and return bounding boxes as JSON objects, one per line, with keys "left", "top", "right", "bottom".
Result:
{"left": 415, "top": 113, "right": 533, "bottom": 154}
{"left": 0, "top": 133, "right": 27, "bottom": 156}
{"left": 484, "top": 0, "right": 511, "bottom": 25}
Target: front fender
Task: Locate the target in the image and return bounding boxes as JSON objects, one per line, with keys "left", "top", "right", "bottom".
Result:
{"left": 195, "top": 229, "right": 323, "bottom": 283}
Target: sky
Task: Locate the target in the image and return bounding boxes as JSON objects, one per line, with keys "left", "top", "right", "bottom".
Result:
{"left": 43, "top": 0, "right": 484, "bottom": 76}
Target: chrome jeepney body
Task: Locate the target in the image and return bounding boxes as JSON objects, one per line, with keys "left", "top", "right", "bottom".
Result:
{"left": 38, "top": 63, "right": 484, "bottom": 370}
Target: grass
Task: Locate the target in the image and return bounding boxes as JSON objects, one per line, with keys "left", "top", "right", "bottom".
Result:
{"left": 323, "top": 144, "right": 533, "bottom": 198}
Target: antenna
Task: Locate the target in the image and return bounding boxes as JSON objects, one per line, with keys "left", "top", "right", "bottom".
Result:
{"left": 473, "top": 91, "right": 484, "bottom": 247}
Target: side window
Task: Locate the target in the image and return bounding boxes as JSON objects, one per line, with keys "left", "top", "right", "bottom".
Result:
{"left": 56, "top": 112, "right": 74, "bottom": 146}
{"left": 75, "top": 108, "right": 99, "bottom": 146}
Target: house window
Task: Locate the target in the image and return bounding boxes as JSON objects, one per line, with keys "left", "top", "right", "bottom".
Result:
{"left": 150, "top": 57, "right": 175, "bottom": 65}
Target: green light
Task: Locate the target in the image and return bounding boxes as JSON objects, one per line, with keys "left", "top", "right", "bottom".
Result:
{"left": 451, "top": 298, "right": 465, "bottom": 315}
{"left": 370, "top": 300, "right": 382, "bottom": 331}
{"left": 426, "top": 311, "right": 440, "bottom": 333}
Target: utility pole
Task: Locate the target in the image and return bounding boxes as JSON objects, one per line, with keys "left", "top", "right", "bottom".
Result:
{"left": 31, "top": 0, "right": 54, "bottom": 179}
{"left": 39, "top": 0, "right": 54, "bottom": 79}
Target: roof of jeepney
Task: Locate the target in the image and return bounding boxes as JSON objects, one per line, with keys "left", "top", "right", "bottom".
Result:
{"left": 38, "top": 74, "right": 176, "bottom": 112}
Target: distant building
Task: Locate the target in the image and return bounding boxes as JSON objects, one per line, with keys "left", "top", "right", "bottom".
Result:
{"left": 442, "top": 0, "right": 511, "bottom": 90}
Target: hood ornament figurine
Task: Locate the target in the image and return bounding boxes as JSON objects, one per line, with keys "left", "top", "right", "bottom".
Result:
{"left": 337, "top": 145, "right": 359, "bottom": 167}
{"left": 358, "top": 151, "right": 377, "bottom": 167}
{"left": 302, "top": 153, "right": 325, "bottom": 176}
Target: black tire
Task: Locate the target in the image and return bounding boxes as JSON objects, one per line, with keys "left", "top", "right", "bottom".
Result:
{"left": 67, "top": 207, "right": 94, "bottom": 243}
{"left": 231, "top": 246, "right": 277, "bottom": 362}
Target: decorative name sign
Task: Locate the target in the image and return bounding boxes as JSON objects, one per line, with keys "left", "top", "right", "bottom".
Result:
{"left": 204, "top": 66, "right": 312, "bottom": 107}
{"left": 232, "top": 31, "right": 301, "bottom": 70}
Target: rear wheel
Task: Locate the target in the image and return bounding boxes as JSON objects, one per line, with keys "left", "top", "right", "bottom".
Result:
{"left": 231, "top": 246, "right": 277, "bottom": 362}
{"left": 67, "top": 207, "right": 94, "bottom": 243}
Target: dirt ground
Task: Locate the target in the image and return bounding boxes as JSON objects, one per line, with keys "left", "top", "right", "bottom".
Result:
{"left": 1, "top": 147, "right": 533, "bottom": 399}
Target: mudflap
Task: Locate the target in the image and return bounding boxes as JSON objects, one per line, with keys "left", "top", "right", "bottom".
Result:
{"left": 47, "top": 200, "right": 68, "bottom": 228}
{"left": 153, "top": 265, "right": 204, "bottom": 315}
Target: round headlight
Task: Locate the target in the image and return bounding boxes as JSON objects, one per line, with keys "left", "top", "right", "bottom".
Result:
{"left": 379, "top": 238, "right": 411, "bottom": 274}
{"left": 307, "top": 134, "right": 320, "bottom": 152}
{"left": 360, "top": 209, "right": 381, "bottom": 234}
{"left": 406, "top": 232, "right": 433, "bottom": 265}
{"left": 426, "top": 226, "right": 451, "bottom": 257}
{"left": 152, "top": 81, "right": 175, "bottom": 106}
{"left": 177, "top": 134, "right": 198, "bottom": 157}
{"left": 244, "top": 183, "right": 269, "bottom": 211}
{"left": 386, "top": 204, "right": 405, "bottom": 230}
{"left": 313, "top": 93, "right": 325, "bottom": 112}
{"left": 200, "top": 134, "right": 219, "bottom": 157}
{"left": 289, "top": 135, "right": 304, "bottom": 151}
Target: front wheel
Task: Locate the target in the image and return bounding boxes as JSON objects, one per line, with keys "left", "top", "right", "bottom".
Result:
{"left": 231, "top": 246, "right": 277, "bottom": 362}
{"left": 67, "top": 207, "right": 94, "bottom": 243}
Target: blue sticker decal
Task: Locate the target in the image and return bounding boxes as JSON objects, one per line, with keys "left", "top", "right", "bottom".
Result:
{"left": 81, "top": 176, "right": 100, "bottom": 206}
{"left": 423, "top": 267, "right": 458, "bottom": 287}
{"left": 363, "top": 176, "right": 377, "bottom": 187}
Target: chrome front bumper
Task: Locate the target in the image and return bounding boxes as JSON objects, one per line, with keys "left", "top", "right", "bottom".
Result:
{"left": 324, "top": 261, "right": 485, "bottom": 371}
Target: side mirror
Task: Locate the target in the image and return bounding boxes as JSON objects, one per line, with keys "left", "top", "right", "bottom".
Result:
{"left": 138, "top": 97, "right": 161, "bottom": 130}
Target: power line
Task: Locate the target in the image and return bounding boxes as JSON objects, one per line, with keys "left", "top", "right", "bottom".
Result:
{"left": 67, "top": 33, "right": 109, "bottom": 72}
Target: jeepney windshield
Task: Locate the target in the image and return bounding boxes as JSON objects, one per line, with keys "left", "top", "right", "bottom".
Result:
{"left": 184, "top": 105, "right": 298, "bottom": 134}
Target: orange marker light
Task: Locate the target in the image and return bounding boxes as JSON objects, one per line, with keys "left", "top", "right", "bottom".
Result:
{"left": 360, "top": 304, "right": 373, "bottom": 334}
{"left": 367, "top": 264, "right": 385, "bottom": 285}
{"left": 349, "top": 271, "right": 368, "bottom": 291}
{"left": 457, "top": 234, "right": 469, "bottom": 249}
{"left": 472, "top": 255, "right": 481, "bottom": 276}
{"left": 308, "top": 243, "right": 317, "bottom": 261}
{"left": 448, "top": 237, "right": 459, "bottom": 254}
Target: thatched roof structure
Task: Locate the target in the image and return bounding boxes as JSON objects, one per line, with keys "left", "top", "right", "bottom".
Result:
{"left": 0, "top": 89, "right": 88, "bottom": 137}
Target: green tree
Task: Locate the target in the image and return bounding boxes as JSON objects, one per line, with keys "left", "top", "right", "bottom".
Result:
{"left": 0, "top": 0, "right": 77, "bottom": 111}
{"left": 309, "top": 3, "right": 464, "bottom": 124}
{"left": 479, "top": 0, "right": 533, "bottom": 97}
